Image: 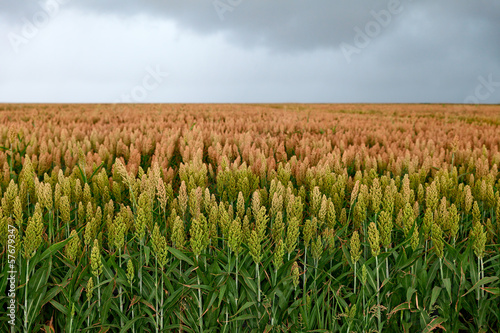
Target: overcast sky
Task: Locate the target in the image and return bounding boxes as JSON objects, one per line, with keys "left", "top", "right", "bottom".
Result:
{"left": 1, "top": 0, "right": 499, "bottom": 103}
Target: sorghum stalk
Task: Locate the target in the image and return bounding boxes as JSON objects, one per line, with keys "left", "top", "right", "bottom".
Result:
{"left": 119, "top": 249, "right": 124, "bottom": 328}
{"left": 249, "top": 229, "right": 262, "bottom": 319}
{"left": 350, "top": 231, "right": 361, "bottom": 294}
{"left": 368, "top": 222, "right": 381, "bottom": 331}
{"left": 24, "top": 258, "right": 29, "bottom": 333}
{"left": 196, "top": 255, "right": 203, "bottom": 333}
{"left": 90, "top": 239, "right": 103, "bottom": 314}
{"left": 127, "top": 260, "right": 135, "bottom": 333}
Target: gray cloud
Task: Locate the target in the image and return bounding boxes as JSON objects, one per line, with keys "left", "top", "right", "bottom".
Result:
{"left": 0, "top": 0, "right": 499, "bottom": 103}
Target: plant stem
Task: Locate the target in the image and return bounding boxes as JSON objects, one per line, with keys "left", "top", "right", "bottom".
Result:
{"left": 49, "top": 209, "right": 53, "bottom": 243}
{"left": 140, "top": 239, "right": 143, "bottom": 295}
{"left": 196, "top": 255, "right": 203, "bottom": 333}
{"left": 477, "top": 257, "right": 480, "bottom": 302}
{"left": 24, "top": 258, "right": 29, "bottom": 333}
{"left": 303, "top": 247, "right": 307, "bottom": 291}
{"left": 87, "top": 299, "right": 90, "bottom": 328}
{"left": 481, "top": 257, "right": 484, "bottom": 298}
{"left": 155, "top": 258, "right": 159, "bottom": 333}
{"left": 161, "top": 267, "right": 164, "bottom": 331}
{"left": 376, "top": 256, "right": 381, "bottom": 331}
{"left": 256, "top": 262, "right": 261, "bottom": 320}
{"left": 119, "top": 250, "right": 124, "bottom": 328}
{"left": 440, "top": 258, "right": 444, "bottom": 284}
{"left": 385, "top": 247, "right": 389, "bottom": 280}
{"left": 131, "top": 283, "right": 135, "bottom": 333}
{"left": 97, "top": 276, "right": 101, "bottom": 315}
{"left": 235, "top": 256, "right": 239, "bottom": 306}
{"left": 353, "top": 263, "right": 357, "bottom": 294}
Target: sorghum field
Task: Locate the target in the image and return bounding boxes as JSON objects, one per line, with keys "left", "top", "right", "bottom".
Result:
{"left": 1, "top": 103, "right": 500, "bottom": 333}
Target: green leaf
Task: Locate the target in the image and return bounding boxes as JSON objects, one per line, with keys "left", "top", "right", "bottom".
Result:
{"left": 443, "top": 278, "right": 452, "bottom": 300}
{"left": 388, "top": 302, "right": 410, "bottom": 319}
{"left": 144, "top": 245, "right": 151, "bottom": 266}
{"left": 430, "top": 287, "right": 441, "bottom": 307}
{"left": 422, "top": 317, "right": 446, "bottom": 333}
{"left": 462, "top": 276, "right": 499, "bottom": 297}
{"left": 168, "top": 247, "right": 194, "bottom": 266}
{"left": 32, "top": 237, "right": 72, "bottom": 268}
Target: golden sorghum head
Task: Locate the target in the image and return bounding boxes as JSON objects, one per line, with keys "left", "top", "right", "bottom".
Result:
{"left": 311, "top": 236, "right": 323, "bottom": 263}
{"left": 252, "top": 190, "right": 261, "bottom": 218}
{"left": 90, "top": 239, "right": 103, "bottom": 277}
{"left": 151, "top": 224, "right": 169, "bottom": 268}
{"left": 303, "top": 218, "right": 317, "bottom": 249}
{"left": 156, "top": 178, "right": 168, "bottom": 212}
{"left": 4, "top": 180, "right": 19, "bottom": 216}
{"left": 273, "top": 238, "right": 285, "bottom": 271}
{"left": 255, "top": 206, "right": 268, "bottom": 242}
{"left": 361, "top": 264, "right": 367, "bottom": 286}
{"left": 85, "top": 201, "right": 94, "bottom": 225}
{"left": 190, "top": 216, "right": 206, "bottom": 257}
{"left": 84, "top": 218, "right": 97, "bottom": 248}
{"left": 350, "top": 231, "right": 362, "bottom": 264}
{"left": 291, "top": 261, "right": 300, "bottom": 289}
{"left": 54, "top": 183, "right": 61, "bottom": 211}
{"left": 77, "top": 201, "right": 85, "bottom": 225}
{"left": 410, "top": 226, "right": 419, "bottom": 251}
{"left": 351, "top": 180, "right": 360, "bottom": 207}
{"left": 86, "top": 277, "right": 94, "bottom": 302}
{"left": 370, "top": 178, "right": 382, "bottom": 214}
{"left": 326, "top": 200, "right": 336, "bottom": 230}
{"left": 114, "top": 215, "right": 127, "bottom": 250}
{"left": 422, "top": 208, "right": 433, "bottom": 239}
{"left": 23, "top": 209, "right": 44, "bottom": 260}
{"left": 60, "top": 196, "right": 71, "bottom": 225}
{"left": 472, "top": 201, "right": 481, "bottom": 225}
{"left": 73, "top": 179, "right": 83, "bottom": 204}
{"left": 353, "top": 193, "right": 367, "bottom": 231}
{"left": 285, "top": 216, "right": 300, "bottom": 255}
{"left": 237, "top": 191, "right": 245, "bottom": 219}
{"left": 271, "top": 211, "right": 284, "bottom": 242}
{"left": 368, "top": 222, "right": 380, "bottom": 257}
{"left": 464, "top": 185, "right": 474, "bottom": 214}
{"left": 318, "top": 195, "right": 328, "bottom": 225}
{"left": 382, "top": 183, "right": 395, "bottom": 215}
{"left": 472, "top": 223, "right": 486, "bottom": 259}
{"left": 426, "top": 182, "right": 438, "bottom": 211}
{"left": 311, "top": 186, "right": 322, "bottom": 216}
{"left": 172, "top": 215, "right": 186, "bottom": 249}
{"left": 402, "top": 202, "right": 415, "bottom": 238}
{"left": 248, "top": 229, "right": 262, "bottom": 264}
{"left": 127, "top": 259, "right": 135, "bottom": 285}
{"left": 83, "top": 183, "right": 91, "bottom": 207}
{"left": 431, "top": 223, "right": 444, "bottom": 259}
{"left": 178, "top": 181, "right": 188, "bottom": 218}
{"left": 135, "top": 207, "right": 147, "bottom": 242}
{"left": 378, "top": 210, "right": 392, "bottom": 249}
{"left": 65, "top": 230, "right": 81, "bottom": 262}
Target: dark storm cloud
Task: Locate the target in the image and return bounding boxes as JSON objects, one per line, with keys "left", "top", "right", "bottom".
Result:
{"left": 5, "top": 0, "right": 496, "bottom": 53}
